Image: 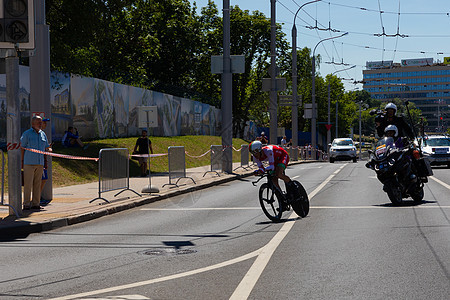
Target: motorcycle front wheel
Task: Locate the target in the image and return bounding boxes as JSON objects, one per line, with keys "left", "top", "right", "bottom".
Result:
{"left": 384, "top": 181, "right": 402, "bottom": 205}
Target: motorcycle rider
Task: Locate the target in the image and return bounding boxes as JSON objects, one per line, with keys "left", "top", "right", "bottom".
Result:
{"left": 376, "top": 103, "right": 414, "bottom": 141}
{"left": 384, "top": 124, "right": 407, "bottom": 148}
{"left": 249, "top": 140, "right": 295, "bottom": 194}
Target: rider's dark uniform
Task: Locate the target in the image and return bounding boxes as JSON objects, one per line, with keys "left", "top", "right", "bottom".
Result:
{"left": 376, "top": 115, "right": 414, "bottom": 140}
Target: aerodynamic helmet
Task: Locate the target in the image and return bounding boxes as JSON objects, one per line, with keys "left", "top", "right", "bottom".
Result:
{"left": 249, "top": 140, "right": 263, "bottom": 155}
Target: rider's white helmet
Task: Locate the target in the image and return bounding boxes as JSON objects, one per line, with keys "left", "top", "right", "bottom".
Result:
{"left": 385, "top": 103, "right": 397, "bottom": 114}
{"left": 249, "top": 140, "right": 263, "bottom": 154}
{"left": 384, "top": 124, "right": 398, "bottom": 137}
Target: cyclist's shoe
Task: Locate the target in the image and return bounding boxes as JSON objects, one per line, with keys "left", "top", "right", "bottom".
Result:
{"left": 277, "top": 203, "right": 290, "bottom": 212}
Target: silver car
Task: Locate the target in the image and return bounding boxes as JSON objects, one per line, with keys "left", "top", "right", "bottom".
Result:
{"left": 329, "top": 138, "right": 357, "bottom": 163}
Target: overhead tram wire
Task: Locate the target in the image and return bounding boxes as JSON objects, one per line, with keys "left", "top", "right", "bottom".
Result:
{"left": 324, "top": 0, "right": 450, "bottom": 15}
{"left": 377, "top": 0, "right": 386, "bottom": 62}
{"left": 392, "top": 0, "right": 401, "bottom": 62}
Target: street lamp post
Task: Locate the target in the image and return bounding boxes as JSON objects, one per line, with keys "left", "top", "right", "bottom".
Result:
{"left": 327, "top": 65, "right": 356, "bottom": 151}
{"left": 359, "top": 101, "right": 362, "bottom": 158}
{"left": 311, "top": 32, "right": 348, "bottom": 151}
{"left": 292, "top": 0, "right": 321, "bottom": 150}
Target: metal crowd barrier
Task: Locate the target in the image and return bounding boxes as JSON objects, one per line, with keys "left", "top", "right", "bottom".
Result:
{"left": 234, "top": 144, "right": 251, "bottom": 171}
{"left": 90, "top": 148, "right": 141, "bottom": 203}
{"left": 163, "top": 146, "right": 195, "bottom": 187}
{"left": 0, "top": 149, "right": 19, "bottom": 217}
{"left": 203, "top": 145, "right": 222, "bottom": 177}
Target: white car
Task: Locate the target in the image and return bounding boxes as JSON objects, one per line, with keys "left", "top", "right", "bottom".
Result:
{"left": 329, "top": 138, "right": 357, "bottom": 163}
{"left": 418, "top": 135, "right": 450, "bottom": 167}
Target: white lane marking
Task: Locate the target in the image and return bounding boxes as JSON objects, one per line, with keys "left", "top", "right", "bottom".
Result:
{"left": 430, "top": 176, "right": 450, "bottom": 191}
{"left": 141, "top": 205, "right": 450, "bottom": 211}
{"left": 51, "top": 165, "right": 346, "bottom": 300}
{"left": 49, "top": 250, "right": 262, "bottom": 300}
{"left": 292, "top": 175, "right": 300, "bottom": 179}
{"left": 141, "top": 207, "right": 260, "bottom": 211}
{"left": 310, "top": 206, "right": 450, "bottom": 209}
{"left": 229, "top": 164, "right": 345, "bottom": 300}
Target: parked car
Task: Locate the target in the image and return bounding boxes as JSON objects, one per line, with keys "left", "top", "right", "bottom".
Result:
{"left": 417, "top": 135, "right": 450, "bottom": 167}
{"left": 329, "top": 138, "right": 357, "bottom": 163}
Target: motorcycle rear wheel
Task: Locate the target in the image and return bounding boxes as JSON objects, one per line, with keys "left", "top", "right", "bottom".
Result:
{"left": 411, "top": 186, "right": 424, "bottom": 203}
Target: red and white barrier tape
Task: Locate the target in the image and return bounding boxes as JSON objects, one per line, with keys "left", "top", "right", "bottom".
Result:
{"left": 130, "top": 153, "right": 168, "bottom": 158}
{"left": 185, "top": 149, "right": 211, "bottom": 158}
{"left": 22, "top": 147, "right": 99, "bottom": 161}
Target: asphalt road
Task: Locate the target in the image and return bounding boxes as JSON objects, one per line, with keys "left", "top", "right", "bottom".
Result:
{"left": 1, "top": 162, "right": 449, "bottom": 300}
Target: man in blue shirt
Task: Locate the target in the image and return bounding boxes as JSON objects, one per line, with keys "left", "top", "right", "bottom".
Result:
{"left": 20, "top": 116, "right": 51, "bottom": 210}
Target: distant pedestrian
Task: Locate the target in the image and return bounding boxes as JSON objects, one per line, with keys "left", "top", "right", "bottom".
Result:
{"left": 258, "top": 132, "right": 268, "bottom": 144}
{"left": 133, "top": 130, "right": 154, "bottom": 177}
{"left": 281, "top": 136, "right": 287, "bottom": 147}
{"left": 20, "top": 116, "right": 51, "bottom": 210}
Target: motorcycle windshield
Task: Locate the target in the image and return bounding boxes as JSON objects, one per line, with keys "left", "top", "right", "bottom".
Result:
{"left": 374, "top": 137, "right": 396, "bottom": 159}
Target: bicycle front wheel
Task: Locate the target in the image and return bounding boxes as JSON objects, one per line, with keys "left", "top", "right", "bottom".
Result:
{"left": 259, "top": 183, "right": 283, "bottom": 222}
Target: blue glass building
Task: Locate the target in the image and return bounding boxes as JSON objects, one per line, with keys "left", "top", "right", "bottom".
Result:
{"left": 363, "top": 58, "right": 450, "bottom": 132}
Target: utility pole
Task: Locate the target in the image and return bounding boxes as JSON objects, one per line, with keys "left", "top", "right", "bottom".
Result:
{"left": 269, "top": 0, "right": 277, "bottom": 144}
{"left": 30, "top": 0, "right": 52, "bottom": 199}
{"left": 221, "top": 0, "right": 233, "bottom": 173}
{"left": 6, "top": 52, "right": 22, "bottom": 216}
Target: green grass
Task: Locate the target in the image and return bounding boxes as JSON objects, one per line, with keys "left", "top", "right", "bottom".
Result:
{"left": 1, "top": 136, "right": 250, "bottom": 188}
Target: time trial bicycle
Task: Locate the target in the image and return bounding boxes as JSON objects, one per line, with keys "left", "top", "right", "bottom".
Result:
{"left": 252, "top": 172, "right": 309, "bottom": 222}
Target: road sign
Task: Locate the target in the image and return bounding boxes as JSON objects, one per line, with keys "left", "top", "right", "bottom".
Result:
{"left": 303, "top": 103, "right": 317, "bottom": 119}
{"left": 211, "top": 55, "right": 245, "bottom": 74}
{"left": 262, "top": 77, "right": 286, "bottom": 92}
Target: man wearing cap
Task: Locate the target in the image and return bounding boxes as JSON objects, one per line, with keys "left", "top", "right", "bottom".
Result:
{"left": 20, "top": 116, "right": 52, "bottom": 210}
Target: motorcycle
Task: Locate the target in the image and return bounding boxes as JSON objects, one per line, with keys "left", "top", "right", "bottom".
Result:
{"left": 366, "top": 137, "right": 432, "bottom": 205}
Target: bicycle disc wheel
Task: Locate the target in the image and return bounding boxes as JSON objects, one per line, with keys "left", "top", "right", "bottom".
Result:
{"left": 259, "top": 183, "right": 283, "bottom": 222}
{"left": 290, "top": 180, "right": 309, "bottom": 218}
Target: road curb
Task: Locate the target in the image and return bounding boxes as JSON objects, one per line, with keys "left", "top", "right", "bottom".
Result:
{"left": 0, "top": 160, "right": 320, "bottom": 239}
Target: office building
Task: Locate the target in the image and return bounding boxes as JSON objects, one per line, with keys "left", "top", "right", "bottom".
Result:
{"left": 363, "top": 58, "right": 450, "bottom": 132}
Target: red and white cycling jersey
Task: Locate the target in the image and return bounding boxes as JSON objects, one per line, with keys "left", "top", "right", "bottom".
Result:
{"left": 254, "top": 145, "right": 289, "bottom": 172}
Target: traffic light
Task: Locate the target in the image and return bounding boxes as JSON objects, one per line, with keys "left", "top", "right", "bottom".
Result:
{"left": 0, "top": 0, "right": 34, "bottom": 49}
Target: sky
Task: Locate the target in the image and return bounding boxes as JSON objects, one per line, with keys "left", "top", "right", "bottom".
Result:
{"left": 188, "top": 0, "right": 450, "bottom": 91}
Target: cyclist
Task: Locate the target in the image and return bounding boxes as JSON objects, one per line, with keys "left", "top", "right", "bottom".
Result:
{"left": 249, "top": 140, "right": 295, "bottom": 195}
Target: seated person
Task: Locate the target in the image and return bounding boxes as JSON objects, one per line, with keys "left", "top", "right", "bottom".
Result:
{"left": 62, "top": 126, "right": 86, "bottom": 148}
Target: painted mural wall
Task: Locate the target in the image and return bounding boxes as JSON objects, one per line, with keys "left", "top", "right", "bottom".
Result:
{"left": 0, "top": 67, "right": 221, "bottom": 144}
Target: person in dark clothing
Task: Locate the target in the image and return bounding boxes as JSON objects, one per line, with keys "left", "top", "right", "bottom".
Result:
{"left": 133, "top": 130, "right": 154, "bottom": 177}
{"left": 376, "top": 103, "right": 414, "bottom": 140}
{"left": 62, "top": 126, "right": 87, "bottom": 149}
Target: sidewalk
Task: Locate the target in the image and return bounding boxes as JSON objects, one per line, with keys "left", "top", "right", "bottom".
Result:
{"left": 0, "top": 160, "right": 315, "bottom": 238}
